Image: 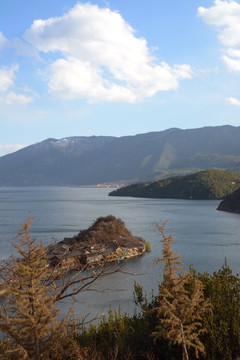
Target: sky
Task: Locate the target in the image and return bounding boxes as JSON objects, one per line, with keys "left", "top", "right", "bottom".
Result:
{"left": 0, "top": 0, "right": 240, "bottom": 156}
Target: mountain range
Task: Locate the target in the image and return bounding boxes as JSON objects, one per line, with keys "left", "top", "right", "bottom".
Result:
{"left": 1, "top": 125, "right": 240, "bottom": 186}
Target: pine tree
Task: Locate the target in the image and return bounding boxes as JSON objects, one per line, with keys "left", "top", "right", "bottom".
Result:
{"left": 151, "top": 222, "right": 211, "bottom": 360}
{"left": 0, "top": 217, "right": 120, "bottom": 359}
{"left": 0, "top": 217, "right": 70, "bottom": 359}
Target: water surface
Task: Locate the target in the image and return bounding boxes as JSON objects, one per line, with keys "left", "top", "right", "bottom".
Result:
{"left": 0, "top": 187, "right": 239, "bottom": 319}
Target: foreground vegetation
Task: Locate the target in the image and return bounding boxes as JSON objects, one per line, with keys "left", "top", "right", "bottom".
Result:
{"left": 1, "top": 219, "right": 240, "bottom": 359}
{"left": 109, "top": 169, "right": 240, "bottom": 200}
{"left": 76, "top": 261, "right": 240, "bottom": 360}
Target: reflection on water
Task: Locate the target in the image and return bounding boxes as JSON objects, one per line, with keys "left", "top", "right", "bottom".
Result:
{"left": 0, "top": 187, "right": 240, "bottom": 318}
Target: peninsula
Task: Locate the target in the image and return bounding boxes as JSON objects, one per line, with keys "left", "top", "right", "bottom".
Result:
{"left": 109, "top": 169, "right": 240, "bottom": 200}
{"left": 217, "top": 187, "right": 240, "bottom": 213}
{"left": 46, "top": 215, "right": 148, "bottom": 269}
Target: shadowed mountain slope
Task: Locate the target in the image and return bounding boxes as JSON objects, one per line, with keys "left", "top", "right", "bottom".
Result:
{"left": 1, "top": 126, "right": 240, "bottom": 186}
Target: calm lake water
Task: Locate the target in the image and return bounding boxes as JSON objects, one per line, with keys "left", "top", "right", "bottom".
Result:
{"left": 0, "top": 187, "right": 240, "bottom": 320}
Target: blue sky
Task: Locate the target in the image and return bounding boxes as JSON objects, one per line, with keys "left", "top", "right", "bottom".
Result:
{"left": 0, "top": 0, "right": 240, "bottom": 156}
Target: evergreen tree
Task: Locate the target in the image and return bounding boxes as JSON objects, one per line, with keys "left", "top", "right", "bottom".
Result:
{"left": 0, "top": 217, "right": 119, "bottom": 359}
{"left": 151, "top": 222, "right": 210, "bottom": 360}
{"left": 0, "top": 217, "right": 72, "bottom": 359}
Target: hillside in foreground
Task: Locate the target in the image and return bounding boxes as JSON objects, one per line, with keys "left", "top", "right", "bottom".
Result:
{"left": 109, "top": 169, "right": 240, "bottom": 200}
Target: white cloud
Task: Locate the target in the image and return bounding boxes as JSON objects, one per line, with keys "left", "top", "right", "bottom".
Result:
{"left": 24, "top": 3, "right": 192, "bottom": 103}
{"left": 0, "top": 65, "right": 18, "bottom": 93}
{"left": 0, "top": 144, "right": 27, "bottom": 157}
{"left": 0, "top": 91, "right": 34, "bottom": 105}
{"left": 225, "top": 96, "right": 240, "bottom": 106}
{"left": 222, "top": 54, "right": 240, "bottom": 71}
{"left": 0, "top": 65, "right": 34, "bottom": 105}
{"left": 198, "top": 0, "right": 240, "bottom": 72}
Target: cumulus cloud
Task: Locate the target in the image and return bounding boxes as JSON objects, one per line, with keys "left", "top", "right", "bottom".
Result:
{"left": 222, "top": 54, "right": 240, "bottom": 71}
{"left": 0, "top": 65, "right": 17, "bottom": 93}
{"left": 24, "top": 3, "right": 192, "bottom": 103}
{"left": 225, "top": 96, "right": 240, "bottom": 106}
{"left": 198, "top": 0, "right": 240, "bottom": 72}
{"left": 0, "top": 65, "right": 34, "bottom": 105}
{"left": 0, "top": 144, "right": 27, "bottom": 157}
{"left": 0, "top": 91, "right": 34, "bottom": 105}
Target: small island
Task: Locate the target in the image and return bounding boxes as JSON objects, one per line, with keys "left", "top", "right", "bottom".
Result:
{"left": 109, "top": 169, "right": 240, "bottom": 200}
{"left": 46, "top": 215, "right": 148, "bottom": 269}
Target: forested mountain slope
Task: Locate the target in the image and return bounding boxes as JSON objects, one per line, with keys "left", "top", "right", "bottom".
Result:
{"left": 109, "top": 169, "right": 240, "bottom": 200}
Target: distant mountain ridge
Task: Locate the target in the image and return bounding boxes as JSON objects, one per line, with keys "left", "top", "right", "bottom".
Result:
{"left": 1, "top": 125, "right": 240, "bottom": 186}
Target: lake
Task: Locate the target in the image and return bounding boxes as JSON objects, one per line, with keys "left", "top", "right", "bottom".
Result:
{"left": 0, "top": 186, "right": 240, "bottom": 320}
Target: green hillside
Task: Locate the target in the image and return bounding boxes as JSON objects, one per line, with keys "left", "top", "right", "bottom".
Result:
{"left": 109, "top": 169, "right": 240, "bottom": 200}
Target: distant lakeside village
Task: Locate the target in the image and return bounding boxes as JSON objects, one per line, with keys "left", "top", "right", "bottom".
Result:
{"left": 71, "top": 182, "right": 125, "bottom": 188}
